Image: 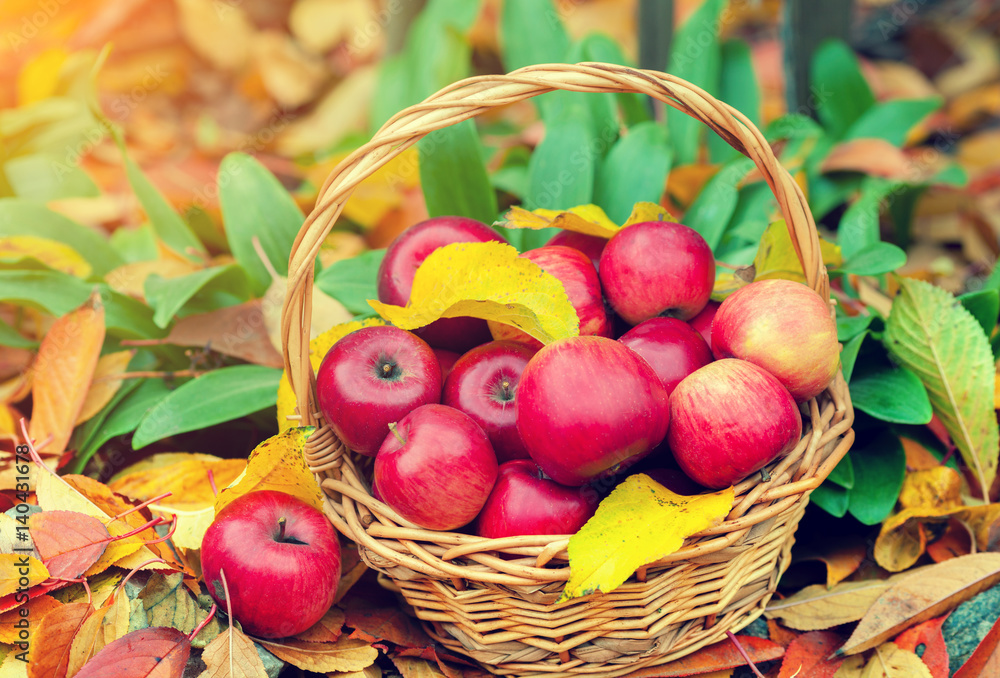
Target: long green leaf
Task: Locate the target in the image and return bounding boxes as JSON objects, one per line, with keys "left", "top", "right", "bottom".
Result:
{"left": 419, "top": 120, "right": 498, "bottom": 225}
{"left": 850, "top": 364, "right": 932, "bottom": 424}
{"left": 594, "top": 122, "right": 672, "bottom": 224}
{"left": 315, "top": 249, "right": 385, "bottom": 315}
{"left": 132, "top": 366, "right": 282, "bottom": 449}
{"left": 838, "top": 177, "right": 901, "bottom": 260}
{"left": 525, "top": 107, "right": 596, "bottom": 227}
{"left": 811, "top": 39, "right": 875, "bottom": 139}
{"left": 884, "top": 278, "right": 999, "bottom": 497}
{"left": 79, "top": 378, "right": 173, "bottom": 460}
{"left": 837, "top": 242, "right": 907, "bottom": 276}
{"left": 144, "top": 265, "right": 253, "bottom": 328}
{"left": 708, "top": 40, "right": 760, "bottom": 162}
{"left": 500, "top": 0, "right": 570, "bottom": 72}
{"left": 683, "top": 158, "right": 755, "bottom": 250}
{"left": 0, "top": 317, "right": 38, "bottom": 349}
{"left": 843, "top": 98, "right": 942, "bottom": 147}
{"left": 219, "top": 152, "right": 305, "bottom": 296}
{"left": 847, "top": 429, "right": 906, "bottom": 526}
{"left": 958, "top": 289, "right": 999, "bottom": 337}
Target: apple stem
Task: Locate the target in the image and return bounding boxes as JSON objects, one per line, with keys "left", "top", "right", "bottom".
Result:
{"left": 388, "top": 422, "right": 406, "bottom": 446}
{"left": 760, "top": 468, "right": 771, "bottom": 483}
{"left": 277, "top": 516, "right": 287, "bottom": 542}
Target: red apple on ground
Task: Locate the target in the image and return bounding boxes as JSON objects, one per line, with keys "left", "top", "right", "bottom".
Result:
{"left": 599, "top": 221, "right": 715, "bottom": 324}
{"left": 667, "top": 359, "right": 802, "bottom": 490}
{"left": 374, "top": 404, "right": 498, "bottom": 531}
{"left": 316, "top": 325, "right": 441, "bottom": 456}
{"left": 711, "top": 279, "right": 839, "bottom": 402}
{"left": 201, "top": 490, "right": 341, "bottom": 639}
{"left": 433, "top": 348, "right": 461, "bottom": 381}
{"left": 688, "top": 300, "right": 720, "bottom": 347}
{"left": 475, "top": 460, "right": 599, "bottom": 538}
{"left": 489, "top": 245, "right": 612, "bottom": 350}
{"left": 442, "top": 341, "right": 536, "bottom": 463}
{"left": 618, "top": 317, "right": 713, "bottom": 396}
{"left": 377, "top": 216, "right": 507, "bottom": 352}
{"left": 516, "top": 336, "right": 670, "bottom": 486}
{"left": 546, "top": 230, "right": 608, "bottom": 270}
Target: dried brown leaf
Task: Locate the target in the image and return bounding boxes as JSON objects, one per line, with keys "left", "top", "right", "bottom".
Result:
{"left": 163, "top": 301, "right": 283, "bottom": 368}
{"left": 765, "top": 579, "right": 894, "bottom": 631}
{"left": 295, "top": 607, "right": 345, "bottom": 643}
{"left": 256, "top": 637, "right": 378, "bottom": 673}
{"left": 860, "top": 642, "right": 934, "bottom": 677}
{"left": 198, "top": 624, "right": 268, "bottom": 678}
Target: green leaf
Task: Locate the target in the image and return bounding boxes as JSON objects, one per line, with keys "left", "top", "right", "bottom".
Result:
{"left": 843, "top": 98, "right": 942, "bottom": 147}
{"left": 837, "top": 242, "right": 907, "bottom": 276}
{"left": 110, "top": 225, "right": 159, "bottom": 263}
{"left": 144, "top": 265, "right": 253, "bottom": 329}
{"left": 580, "top": 33, "right": 649, "bottom": 125}
{"left": 838, "top": 177, "right": 900, "bottom": 260}
{"left": 4, "top": 153, "right": 100, "bottom": 202}
{"left": 809, "top": 174, "right": 864, "bottom": 222}
{"left": 708, "top": 40, "right": 760, "bottom": 162}
{"left": 500, "top": 0, "right": 570, "bottom": 72}
{"left": 958, "top": 289, "right": 999, "bottom": 337}
{"left": 594, "top": 122, "right": 672, "bottom": 224}
{"left": 525, "top": 107, "right": 595, "bottom": 236}
{"left": 419, "top": 120, "right": 498, "bottom": 225}
{"left": 838, "top": 313, "right": 874, "bottom": 342}
{"left": 0, "top": 198, "right": 122, "bottom": 276}
{"left": 826, "top": 453, "right": 855, "bottom": 490}
{"left": 370, "top": 55, "right": 412, "bottom": 131}
{"left": 765, "top": 114, "right": 824, "bottom": 142}
{"left": 132, "top": 366, "right": 282, "bottom": 449}
{"left": 218, "top": 153, "right": 305, "bottom": 296}
{"left": 851, "top": 364, "right": 932, "bottom": 424}
{"left": 810, "top": 39, "right": 875, "bottom": 139}
{"left": 840, "top": 332, "right": 867, "bottom": 383}
{"left": 78, "top": 377, "right": 173, "bottom": 460}
{"left": 0, "top": 316, "right": 37, "bottom": 349}
{"left": 666, "top": 0, "right": 724, "bottom": 164}
{"left": 885, "top": 278, "right": 999, "bottom": 495}
{"left": 811, "top": 483, "right": 849, "bottom": 518}
{"left": 683, "top": 158, "right": 755, "bottom": 250}
{"left": 847, "top": 429, "right": 906, "bottom": 525}
{"left": 315, "top": 249, "right": 385, "bottom": 315}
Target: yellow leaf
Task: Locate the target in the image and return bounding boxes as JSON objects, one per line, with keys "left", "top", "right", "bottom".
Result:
{"left": 0, "top": 555, "right": 48, "bottom": 598}
{"left": 256, "top": 637, "right": 378, "bottom": 674}
{"left": 503, "top": 204, "right": 620, "bottom": 238}
{"left": 199, "top": 623, "right": 269, "bottom": 678}
{"left": 28, "top": 291, "right": 105, "bottom": 458}
{"left": 277, "top": 318, "right": 386, "bottom": 431}
{"left": 105, "top": 259, "right": 200, "bottom": 299}
{"left": 17, "top": 48, "right": 68, "bottom": 106}
{"left": 0, "top": 236, "right": 91, "bottom": 277}
{"left": 369, "top": 242, "right": 579, "bottom": 345}
{"left": 75, "top": 350, "right": 134, "bottom": 425}
{"left": 899, "top": 467, "right": 963, "bottom": 511}
{"left": 110, "top": 455, "right": 246, "bottom": 512}
{"left": 561, "top": 474, "right": 734, "bottom": 602}
{"left": 215, "top": 427, "right": 323, "bottom": 514}
{"left": 859, "top": 643, "right": 933, "bottom": 677}
{"left": 166, "top": 506, "right": 216, "bottom": 552}
{"left": 175, "top": 0, "right": 254, "bottom": 71}
{"left": 621, "top": 201, "right": 676, "bottom": 227}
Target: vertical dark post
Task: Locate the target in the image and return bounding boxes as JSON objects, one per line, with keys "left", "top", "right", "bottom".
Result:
{"left": 783, "top": 0, "right": 853, "bottom": 115}
{"left": 638, "top": 0, "right": 674, "bottom": 117}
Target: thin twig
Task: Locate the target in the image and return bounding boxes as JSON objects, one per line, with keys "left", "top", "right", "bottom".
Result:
{"left": 96, "top": 369, "right": 207, "bottom": 382}
{"left": 726, "top": 631, "right": 766, "bottom": 678}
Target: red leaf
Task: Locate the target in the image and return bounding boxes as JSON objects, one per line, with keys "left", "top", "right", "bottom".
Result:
{"left": 895, "top": 616, "right": 950, "bottom": 678}
{"left": 29, "top": 511, "right": 110, "bottom": 579}
{"left": 778, "top": 631, "right": 846, "bottom": 678}
{"left": 954, "top": 614, "right": 1000, "bottom": 678}
{"left": 27, "top": 601, "right": 92, "bottom": 678}
{"left": 73, "top": 627, "right": 191, "bottom": 678}
{"left": 622, "top": 636, "right": 784, "bottom": 677}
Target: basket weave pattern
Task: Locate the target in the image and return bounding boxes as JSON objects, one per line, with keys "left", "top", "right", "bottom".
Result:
{"left": 282, "top": 63, "right": 856, "bottom": 677}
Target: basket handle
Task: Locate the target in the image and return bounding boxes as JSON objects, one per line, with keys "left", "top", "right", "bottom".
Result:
{"left": 282, "top": 62, "right": 828, "bottom": 425}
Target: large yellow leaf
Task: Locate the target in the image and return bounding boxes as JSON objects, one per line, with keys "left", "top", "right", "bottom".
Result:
{"left": 0, "top": 236, "right": 91, "bottom": 277}
{"left": 215, "top": 427, "right": 323, "bottom": 514}
{"left": 0, "top": 555, "right": 48, "bottom": 598}
{"left": 75, "top": 350, "right": 134, "bottom": 426}
{"left": 561, "top": 474, "right": 734, "bottom": 602}
{"left": 368, "top": 242, "right": 579, "bottom": 345}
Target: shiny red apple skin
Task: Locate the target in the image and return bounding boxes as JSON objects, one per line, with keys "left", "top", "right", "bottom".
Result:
{"left": 442, "top": 341, "right": 536, "bottom": 463}
{"left": 546, "top": 230, "right": 608, "bottom": 270}
{"left": 316, "top": 325, "right": 441, "bottom": 456}
{"left": 599, "top": 221, "right": 715, "bottom": 324}
{"left": 667, "top": 359, "right": 802, "bottom": 490}
{"left": 201, "top": 490, "right": 341, "bottom": 639}
{"left": 489, "top": 245, "right": 612, "bottom": 351}
{"left": 618, "top": 317, "right": 714, "bottom": 396}
{"left": 516, "top": 336, "right": 670, "bottom": 486}
{"left": 475, "top": 460, "right": 599, "bottom": 538}
{"left": 688, "top": 300, "right": 720, "bottom": 347}
{"left": 374, "top": 404, "right": 498, "bottom": 531}
{"left": 711, "top": 279, "right": 839, "bottom": 402}
{"left": 377, "top": 216, "right": 506, "bottom": 353}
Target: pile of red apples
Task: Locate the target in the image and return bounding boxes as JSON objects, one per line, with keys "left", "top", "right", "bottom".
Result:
{"left": 316, "top": 215, "right": 840, "bottom": 539}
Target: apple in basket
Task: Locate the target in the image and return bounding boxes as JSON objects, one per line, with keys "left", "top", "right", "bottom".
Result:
{"left": 377, "top": 215, "right": 507, "bottom": 352}
{"left": 443, "top": 340, "right": 536, "bottom": 463}
{"left": 488, "top": 245, "right": 612, "bottom": 350}
{"left": 599, "top": 221, "right": 715, "bottom": 325}
{"left": 711, "top": 279, "right": 839, "bottom": 402}
{"left": 374, "top": 403, "right": 498, "bottom": 531}
{"left": 618, "top": 317, "right": 714, "bottom": 396}
{"left": 315, "top": 325, "right": 441, "bottom": 456}
{"left": 667, "top": 359, "right": 802, "bottom": 490}
{"left": 201, "top": 490, "right": 341, "bottom": 639}
{"left": 475, "top": 460, "right": 599, "bottom": 539}
{"left": 545, "top": 230, "right": 607, "bottom": 270}
{"left": 516, "top": 336, "right": 670, "bottom": 487}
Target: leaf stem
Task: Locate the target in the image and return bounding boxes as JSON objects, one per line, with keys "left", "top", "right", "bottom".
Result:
{"left": 726, "top": 631, "right": 765, "bottom": 678}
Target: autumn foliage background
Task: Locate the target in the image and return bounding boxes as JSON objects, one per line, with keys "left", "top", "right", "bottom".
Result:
{"left": 4, "top": 0, "right": 1000, "bottom": 676}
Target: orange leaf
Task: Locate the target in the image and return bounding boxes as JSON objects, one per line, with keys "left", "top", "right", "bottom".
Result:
{"left": 0, "top": 594, "right": 61, "bottom": 644}
{"left": 625, "top": 635, "right": 784, "bottom": 676}
{"left": 895, "top": 617, "right": 949, "bottom": 678}
{"left": 109, "top": 455, "right": 246, "bottom": 512}
{"left": 28, "top": 291, "right": 105, "bottom": 458}
{"left": 954, "top": 613, "right": 1000, "bottom": 678}
{"left": 343, "top": 600, "right": 431, "bottom": 649}
{"left": 821, "top": 139, "right": 920, "bottom": 179}
{"left": 26, "top": 601, "right": 91, "bottom": 678}
{"left": 67, "top": 605, "right": 113, "bottom": 676}
{"left": 73, "top": 627, "right": 191, "bottom": 678}
{"left": 255, "top": 637, "right": 378, "bottom": 673}
{"left": 927, "top": 518, "right": 974, "bottom": 563}
{"left": 28, "top": 510, "right": 110, "bottom": 580}
{"left": 75, "top": 351, "right": 134, "bottom": 426}
{"left": 295, "top": 606, "right": 345, "bottom": 644}
{"left": 778, "top": 630, "right": 846, "bottom": 678}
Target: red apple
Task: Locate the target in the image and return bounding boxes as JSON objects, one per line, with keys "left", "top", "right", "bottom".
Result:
{"left": 711, "top": 279, "right": 839, "bottom": 402}
{"left": 475, "top": 460, "right": 598, "bottom": 538}
{"left": 489, "top": 245, "right": 611, "bottom": 350}
{"left": 433, "top": 348, "right": 461, "bottom": 381}
{"left": 599, "top": 221, "right": 715, "bottom": 324}
{"left": 688, "top": 300, "right": 720, "bottom": 346}
{"left": 516, "top": 336, "right": 670, "bottom": 486}
{"left": 442, "top": 341, "right": 535, "bottom": 463}
{"left": 546, "top": 230, "right": 608, "bottom": 270}
{"left": 618, "top": 317, "right": 713, "bottom": 396}
{"left": 667, "top": 359, "right": 802, "bottom": 489}
{"left": 201, "top": 490, "right": 341, "bottom": 639}
{"left": 377, "top": 216, "right": 507, "bottom": 352}
{"left": 316, "top": 325, "right": 441, "bottom": 456}
{"left": 374, "top": 404, "right": 498, "bottom": 531}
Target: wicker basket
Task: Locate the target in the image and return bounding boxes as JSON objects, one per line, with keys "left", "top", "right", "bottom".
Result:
{"left": 281, "top": 62, "right": 856, "bottom": 677}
